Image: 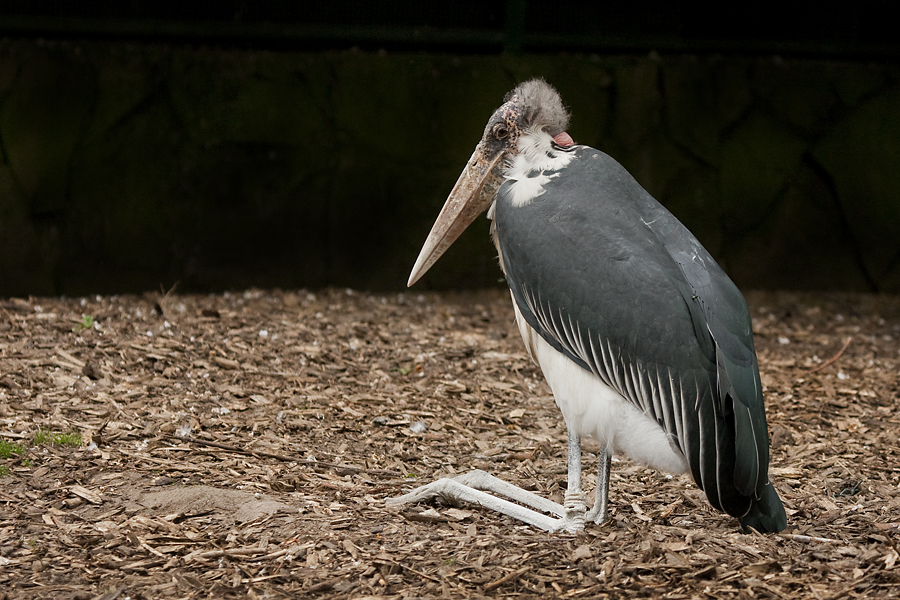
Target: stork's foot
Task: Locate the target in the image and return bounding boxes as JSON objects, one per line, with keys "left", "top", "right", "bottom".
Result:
{"left": 563, "top": 489, "right": 588, "bottom": 531}
{"left": 386, "top": 469, "right": 588, "bottom": 533}
{"left": 584, "top": 502, "right": 608, "bottom": 525}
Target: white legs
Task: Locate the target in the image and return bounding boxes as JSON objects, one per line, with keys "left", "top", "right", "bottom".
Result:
{"left": 386, "top": 469, "right": 567, "bottom": 531}
{"left": 585, "top": 447, "right": 611, "bottom": 524}
{"left": 386, "top": 430, "right": 611, "bottom": 533}
{"left": 562, "top": 429, "right": 588, "bottom": 532}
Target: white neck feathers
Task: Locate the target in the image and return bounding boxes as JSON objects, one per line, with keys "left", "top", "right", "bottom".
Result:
{"left": 502, "top": 129, "right": 575, "bottom": 207}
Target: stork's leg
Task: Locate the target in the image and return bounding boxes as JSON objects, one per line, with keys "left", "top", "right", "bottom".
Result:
{"left": 385, "top": 471, "right": 565, "bottom": 531}
{"left": 387, "top": 469, "right": 563, "bottom": 517}
{"left": 386, "top": 429, "right": 592, "bottom": 533}
{"left": 585, "top": 447, "right": 612, "bottom": 524}
{"left": 562, "top": 429, "right": 588, "bottom": 532}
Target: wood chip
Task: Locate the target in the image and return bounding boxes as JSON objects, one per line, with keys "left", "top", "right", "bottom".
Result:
{"left": 69, "top": 485, "right": 102, "bottom": 505}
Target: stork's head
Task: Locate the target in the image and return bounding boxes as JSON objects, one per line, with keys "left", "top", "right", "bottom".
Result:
{"left": 408, "top": 79, "right": 571, "bottom": 286}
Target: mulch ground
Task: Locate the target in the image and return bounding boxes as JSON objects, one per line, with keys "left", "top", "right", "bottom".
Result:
{"left": 1, "top": 288, "right": 899, "bottom": 599}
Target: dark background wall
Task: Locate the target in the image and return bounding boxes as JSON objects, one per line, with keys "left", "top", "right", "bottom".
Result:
{"left": 1, "top": 2, "right": 899, "bottom": 296}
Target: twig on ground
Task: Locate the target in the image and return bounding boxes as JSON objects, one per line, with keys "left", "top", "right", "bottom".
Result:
{"left": 485, "top": 567, "right": 530, "bottom": 591}
{"left": 169, "top": 435, "right": 402, "bottom": 477}
{"left": 375, "top": 557, "right": 441, "bottom": 583}
{"left": 781, "top": 533, "right": 841, "bottom": 544}
{"left": 809, "top": 337, "right": 852, "bottom": 373}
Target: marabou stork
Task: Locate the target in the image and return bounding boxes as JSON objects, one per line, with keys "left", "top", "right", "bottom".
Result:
{"left": 388, "top": 79, "right": 787, "bottom": 534}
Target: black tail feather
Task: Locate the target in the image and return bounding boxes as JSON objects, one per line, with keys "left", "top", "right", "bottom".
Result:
{"left": 738, "top": 480, "right": 787, "bottom": 533}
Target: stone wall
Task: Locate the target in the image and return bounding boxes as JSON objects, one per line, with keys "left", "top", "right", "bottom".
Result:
{"left": 1, "top": 39, "right": 898, "bottom": 295}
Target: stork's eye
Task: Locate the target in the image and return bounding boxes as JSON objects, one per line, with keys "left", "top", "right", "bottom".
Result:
{"left": 493, "top": 124, "right": 509, "bottom": 139}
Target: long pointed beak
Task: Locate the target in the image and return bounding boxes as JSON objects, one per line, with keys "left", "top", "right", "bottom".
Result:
{"left": 408, "top": 145, "right": 504, "bottom": 287}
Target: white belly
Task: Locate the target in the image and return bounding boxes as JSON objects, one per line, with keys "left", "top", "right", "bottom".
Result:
{"left": 512, "top": 299, "right": 689, "bottom": 475}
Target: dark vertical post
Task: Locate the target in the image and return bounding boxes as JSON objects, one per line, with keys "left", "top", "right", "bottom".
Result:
{"left": 504, "top": 0, "right": 527, "bottom": 53}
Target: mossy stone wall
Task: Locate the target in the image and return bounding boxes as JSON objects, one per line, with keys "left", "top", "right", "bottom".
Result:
{"left": 1, "top": 39, "right": 898, "bottom": 295}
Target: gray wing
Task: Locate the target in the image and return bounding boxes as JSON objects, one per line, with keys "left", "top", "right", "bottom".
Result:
{"left": 495, "top": 147, "right": 784, "bottom": 529}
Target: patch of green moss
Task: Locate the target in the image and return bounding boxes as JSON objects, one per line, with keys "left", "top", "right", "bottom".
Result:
{"left": 31, "top": 430, "right": 82, "bottom": 448}
{"left": 0, "top": 438, "right": 25, "bottom": 458}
